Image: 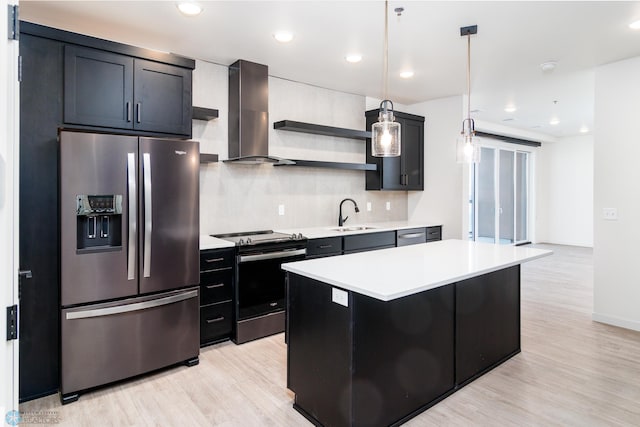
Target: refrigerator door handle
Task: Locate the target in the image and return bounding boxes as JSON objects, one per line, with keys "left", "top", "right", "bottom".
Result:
{"left": 127, "top": 153, "right": 137, "bottom": 281}
{"left": 65, "top": 289, "right": 198, "bottom": 320}
{"left": 143, "top": 152, "right": 152, "bottom": 278}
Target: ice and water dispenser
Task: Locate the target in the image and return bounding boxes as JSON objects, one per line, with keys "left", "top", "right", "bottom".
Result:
{"left": 76, "top": 195, "right": 123, "bottom": 251}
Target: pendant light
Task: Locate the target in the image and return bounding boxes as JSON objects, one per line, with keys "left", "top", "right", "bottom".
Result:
{"left": 372, "top": 0, "right": 401, "bottom": 157}
{"left": 456, "top": 25, "right": 481, "bottom": 164}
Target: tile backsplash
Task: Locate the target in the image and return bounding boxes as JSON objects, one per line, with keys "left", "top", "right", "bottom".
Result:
{"left": 194, "top": 59, "right": 408, "bottom": 234}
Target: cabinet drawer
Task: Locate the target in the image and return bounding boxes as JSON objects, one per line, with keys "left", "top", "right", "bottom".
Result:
{"left": 200, "top": 269, "right": 233, "bottom": 305}
{"left": 307, "top": 237, "right": 342, "bottom": 258}
{"left": 200, "top": 249, "right": 235, "bottom": 273}
{"left": 426, "top": 226, "right": 442, "bottom": 242}
{"left": 343, "top": 231, "right": 396, "bottom": 253}
{"left": 200, "top": 301, "right": 232, "bottom": 345}
{"left": 397, "top": 227, "right": 427, "bottom": 247}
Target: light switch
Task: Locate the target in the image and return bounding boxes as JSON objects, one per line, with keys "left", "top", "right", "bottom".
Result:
{"left": 278, "top": 204, "right": 285, "bottom": 216}
{"left": 603, "top": 207, "right": 618, "bottom": 220}
{"left": 366, "top": 202, "right": 372, "bottom": 212}
{"left": 386, "top": 201, "right": 391, "bottom": 211}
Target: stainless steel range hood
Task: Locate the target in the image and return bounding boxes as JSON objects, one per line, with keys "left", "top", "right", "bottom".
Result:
{"left": 225, "top": 60, "right": 293, "bottom": 165}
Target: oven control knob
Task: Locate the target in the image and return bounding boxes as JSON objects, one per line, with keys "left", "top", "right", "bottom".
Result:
{"left": 247, "top": 237, "right": 252, "bottom": 244}
{"left": 238, "top": 238, "right": 245, "bottom": 246}
{"left": 297, "top": 233, "right": 304, "bottom": 240}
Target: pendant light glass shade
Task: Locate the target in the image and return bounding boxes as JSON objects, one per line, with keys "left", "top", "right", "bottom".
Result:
{"left": 372, "top": 100, "right": 401, "bottom": 157}
{"left": 372, "top": 1, "right": 401, "bottom": 157}
{"left": 456, "top": 118, "right": 481, "bottom": 163}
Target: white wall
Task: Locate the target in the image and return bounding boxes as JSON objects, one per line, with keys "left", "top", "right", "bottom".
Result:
{"left": 537, "top": 135, "right": 594, "bottom": 247}
{"left": 195, "top": 60, "right": 408, "bottom": 234}
{"left": 1, "top": 0, "right": 20, "bottom": 417}
{"left": 592, "top": 55, "right": 640, "bottom": 331}
{"left": 405, "top": 96, "right": 465, "bottom": 240}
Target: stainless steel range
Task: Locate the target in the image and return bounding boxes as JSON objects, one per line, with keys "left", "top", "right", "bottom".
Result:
{"left": 213, "top": 230, "right": 307, "bottom": 344}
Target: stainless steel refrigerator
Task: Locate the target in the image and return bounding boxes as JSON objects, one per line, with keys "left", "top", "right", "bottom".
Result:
{"left": 59, "top": 131, "right": 200, "bottom": 403}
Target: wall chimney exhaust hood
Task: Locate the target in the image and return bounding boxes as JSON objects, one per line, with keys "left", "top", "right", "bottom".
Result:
{"left": 224, "top": 59, "right": 293, "bottom": 165}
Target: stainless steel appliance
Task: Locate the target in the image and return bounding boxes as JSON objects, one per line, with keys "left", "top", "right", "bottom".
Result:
{"left": 213, "top": 231, "right": 306, "bottom": 343}
{"left": 59, "top": 131, "right": 200, "bottom": 403}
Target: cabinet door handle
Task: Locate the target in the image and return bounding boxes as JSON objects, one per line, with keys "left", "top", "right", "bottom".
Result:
{"left": 206, "top": 316, "right": 225, "bottom": 324}
{"left": 205, "top": 283, "right": 225, "bottom": 289}
{"left": 205, "top": 257, "right": 224, "bottom": 263}
{"left": 398, "top": 232, "right": 425, "bottom": 239}
{"left": 136, "top": 102, "right": 141, "bottom": 123}
{"left": 126, "top": 101, "right": 132, "bottom": 122}
{"left": 318, "top": 245, "right": 333, "bottom": 249}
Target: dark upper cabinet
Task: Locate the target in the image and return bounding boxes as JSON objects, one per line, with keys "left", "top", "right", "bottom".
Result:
{"left": 64, "top": 45, "right": 192, "bottom": 136}
{"left": 365, "top": 109, "right": 425, "bottom": 191}
{"left": 64, "top": 46, "right": 133, "bottom": 129}
{"left": 134, "top": 59, "right": 192, "bottom": 135}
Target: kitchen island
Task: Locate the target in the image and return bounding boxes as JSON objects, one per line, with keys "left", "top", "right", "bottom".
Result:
{"left": 282, "top": 240, "right": 552, "bottom": 427}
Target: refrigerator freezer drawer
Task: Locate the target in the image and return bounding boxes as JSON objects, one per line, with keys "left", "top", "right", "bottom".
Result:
{"left": 61, "top": 287, "right": 200, "bottom": 396}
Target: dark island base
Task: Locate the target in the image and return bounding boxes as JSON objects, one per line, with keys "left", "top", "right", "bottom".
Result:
{"left": 287, "top": 265, "right": 520, "bottom": 427}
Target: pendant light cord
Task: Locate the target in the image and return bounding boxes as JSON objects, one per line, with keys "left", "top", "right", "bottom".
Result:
{"left": 466, "top": 33, "right": 471, "bottom": 124}
{"left": 383, "top": 0, "right": 389, "bottom": 102}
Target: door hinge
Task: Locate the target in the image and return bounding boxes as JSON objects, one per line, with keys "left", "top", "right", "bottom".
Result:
{"left": 7, "top": 4, "right": 19, "bottom": 41}
{"left": 6, "top": 305, "right": 18, "bottom": 341}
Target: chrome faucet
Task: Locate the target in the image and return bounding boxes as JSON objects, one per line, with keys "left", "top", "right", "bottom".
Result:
{"left": 338, "top": 198, "right": 360, "bottom": 226}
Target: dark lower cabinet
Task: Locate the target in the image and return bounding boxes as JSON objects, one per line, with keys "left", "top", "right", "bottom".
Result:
{"left": 288, "top": 274, "right": 454, "bottom": 427}
{"left": 426, "top": 225, "right": 442, "bottom": 242}
{"left": 199, "top": 248, "right": 235, "bottom": 346}
{"left": 306, "top": 237, "right": 342, "bottom": 258}
{"left": 455, "top": 265, "right": 521, "bottom": 385}
{"left": 343, "top": 231, "right": 396, "bottom": 254}
{"left": 287, "top": 264, "right": 522, "bottom": 426}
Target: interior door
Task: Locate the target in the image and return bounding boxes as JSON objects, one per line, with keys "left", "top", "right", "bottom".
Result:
{"left": 138, "top": 138, "right": 199, "bottom": 295}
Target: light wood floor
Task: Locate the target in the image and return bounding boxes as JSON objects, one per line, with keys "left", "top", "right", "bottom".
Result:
{"left": 20, "top": 244, "right": 640, "bottom": 426}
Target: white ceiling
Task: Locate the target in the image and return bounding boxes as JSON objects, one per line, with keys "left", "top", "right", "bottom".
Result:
{"left": 19, "top": 1, "right": 640, "bottom": 139}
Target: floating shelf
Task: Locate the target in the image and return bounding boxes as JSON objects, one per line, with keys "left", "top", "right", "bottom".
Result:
{"left": 192, "top": 107, "right": 219, "bottom": 121}
{"left": 273, "top": 120, "right": 371, "bottom": 140}
{"left": 199, "top": 153, "right": 219, "bottom": 164}
{"left": 274, "top": 159, "right": 376, "bottom": 171}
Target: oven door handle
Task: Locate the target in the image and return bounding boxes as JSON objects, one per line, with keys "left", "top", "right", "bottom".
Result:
{"left": 239, "top": 248, "right": 306, "bottom": 263}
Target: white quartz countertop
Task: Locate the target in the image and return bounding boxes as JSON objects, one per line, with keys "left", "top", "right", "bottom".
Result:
{"left": 282, "top": 239, "right": 552, "bottom": 301}
{"left": 276, "top": 221, "right": 440, "bottom": 239}
{"left": 200, "top": 235, "right": 236, "bottom": 250}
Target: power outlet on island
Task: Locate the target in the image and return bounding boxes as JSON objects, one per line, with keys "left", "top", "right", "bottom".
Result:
{"left": 603, "top": 207, "right": 618, "bottom": 221}
{"left": 367, "top": 202, "right": 372, "bottom": 212}
{"left": 386, "top": 201, "right": 391, "bottom": 211}
{"left": 278, "top": 204, "right": 285, "bottom": 216}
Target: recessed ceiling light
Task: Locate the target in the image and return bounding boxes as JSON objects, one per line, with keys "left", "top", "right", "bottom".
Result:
{"left": 273, "top": 31, "right": 294, "bottom": 43}
{"left": 399, "top": 70, "right": 414, "bottom": 79}
{"left": 540, "top": 61, "right": 557, "bottom": 72}
{"left": 345, "top": 54, "right": 362, "bottom": 63}
{"left": 504, "top": 105, "right": 517, "bottom": 113}
{"left": 629, "top": 20, "right": 640, "bottom": 30}
{"left": 176, "top": 2, "right": 202, "bottom": 16}
{"left": 579, "top": 126, "right": 589, "bottom": 133}
{"left": 549, "top": 118, "right": 560, "bottom": 125}
{"left": 502, "top": 118, "right": 515, "bottom": 122}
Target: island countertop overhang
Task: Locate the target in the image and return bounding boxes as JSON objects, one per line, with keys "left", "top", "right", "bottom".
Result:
{"left": 282, "top": 239, "right": 552, "bottom": 301}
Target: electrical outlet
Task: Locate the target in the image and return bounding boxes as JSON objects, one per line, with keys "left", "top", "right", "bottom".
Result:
{"left": 278, "top": 204, "right": 285, "bottom": 216}
{"left": 386, "top": 201, "right": 391, "bottom": 211}
{"left": 366, "top": 202, "right": 372, "bottom": 212}
{"left": 603, "top": 207, "right": 618, "bottom": 220}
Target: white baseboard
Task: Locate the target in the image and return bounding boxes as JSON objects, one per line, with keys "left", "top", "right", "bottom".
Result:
{"left": 592, "top": 312, "right": 640, "bottom": 332}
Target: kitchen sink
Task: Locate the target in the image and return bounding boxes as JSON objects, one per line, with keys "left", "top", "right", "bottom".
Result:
{"left": 330, "top": 226, "right": 378, "bottom": 232}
